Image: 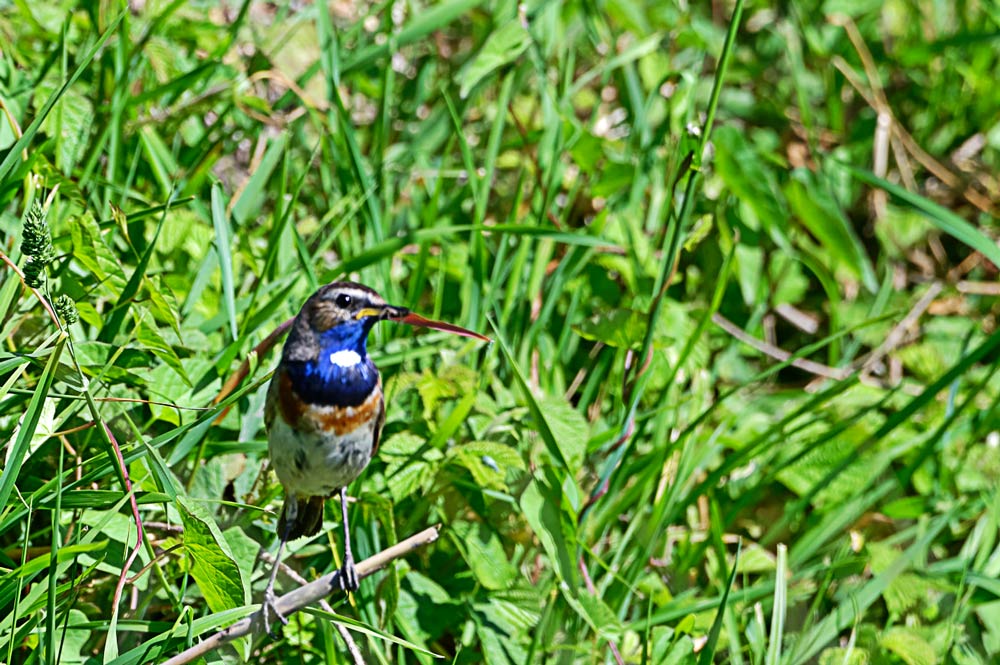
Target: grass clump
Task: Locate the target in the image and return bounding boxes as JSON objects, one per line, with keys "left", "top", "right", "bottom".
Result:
{"left": 0, "top": 1, "right": 998, "bottom": 664}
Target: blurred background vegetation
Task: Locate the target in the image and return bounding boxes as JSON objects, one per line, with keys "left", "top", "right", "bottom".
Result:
{"left": 1, "top": 0, "right": 999, "bottom": 663}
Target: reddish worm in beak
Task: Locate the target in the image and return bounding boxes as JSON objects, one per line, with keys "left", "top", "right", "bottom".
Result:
{"left": 386, "top": 308, "right": 491, "bottom": 342}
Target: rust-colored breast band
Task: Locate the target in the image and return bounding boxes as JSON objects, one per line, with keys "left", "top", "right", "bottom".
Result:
{"left": 309, "top": 387, "right": 383, "bottom": 436}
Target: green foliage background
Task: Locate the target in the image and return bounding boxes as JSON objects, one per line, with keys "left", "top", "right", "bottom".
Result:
{"left": 1, "top": 0, "right": 999, "bottom": 663}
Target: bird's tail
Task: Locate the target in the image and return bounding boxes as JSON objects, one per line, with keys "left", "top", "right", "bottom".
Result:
{"left": 278, "top": 495, "right": 325, "bottom": 541}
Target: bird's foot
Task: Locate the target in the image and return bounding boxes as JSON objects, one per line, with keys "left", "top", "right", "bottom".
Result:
{"left": 261, "top": 587, "right": 288, "bottom": 637}
{"left": 340, "top": 554, "right": 359, "bottom": 592}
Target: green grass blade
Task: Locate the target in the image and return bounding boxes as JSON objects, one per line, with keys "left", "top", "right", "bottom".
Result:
{"left": 847, "top": 166, "right": 1000, "bottom": 268}
{"left": 0, "top": 12, "right": 124, "bottom": 185}
{"left": 210, "top": 183, "right": 238, "bottom": 341}
{"left": 0, "top": 336, "right": 65, "bottom": 512}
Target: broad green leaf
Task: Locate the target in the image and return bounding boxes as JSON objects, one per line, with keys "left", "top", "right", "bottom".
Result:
{"left": 881, "top": 627, "right": 936, "bottom": 665}
{"left": 472, "top": 599, "right": 533, "bottom": 665}
{"left": 560, "top": 583, "right": 622, "bottom": 640}
{"left": 519, "top": 475, "right": 576, "bottom": 585}
{"left": 134, "top": 308, "right": 191, "bottom": 386}
{"left": 381, "top": 432, "right": 440, "bottom": 503}
{"left": 223, "top": 526, "right": 262, "bottom": 590}
{"left": 573, "top": 305, "right": 691, "bottom": 351}
{"left": 0, "top": 12, "right": 124, "bottom": 183}
{"left": 535, "top": 394, "right": 588, "bottom": 474}
{"left": 447, "top": 440, "right": 525, "bottom": 489}
{"left": 35, "top": 78, "right": 93, "bottom": 175}
{"left": 451, "top": 521, "right": 516, "bottom": 591}
{"left": 786, "top": 171, "right": 878, "bottom": 292}
{"left": 457, "top": 20, "right": 530, "bottom": 98}
{"left": 69, "top": 212, "right": 127, "bottom": 296}
{"left": 177, "top": 497, "right": 247, "bottom": 613}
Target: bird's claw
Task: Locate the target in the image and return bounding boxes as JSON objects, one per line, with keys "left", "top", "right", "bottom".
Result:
{"left": 340, "top": 554, "right": 359, "bottom": 592}
{"left": 262, "top": 588, "right": 288, "bottom": 637}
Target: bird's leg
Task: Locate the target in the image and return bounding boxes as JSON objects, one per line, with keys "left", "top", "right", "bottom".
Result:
{"left": 339, "top": 486, "right": 359, "bottom": 592}
{"left": 262, "top": 501, "right": 295, "bottom": 636}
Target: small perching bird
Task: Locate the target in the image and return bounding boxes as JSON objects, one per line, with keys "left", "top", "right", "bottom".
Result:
{"left": 261, "top": 281, "right": 489, "bottom": 633}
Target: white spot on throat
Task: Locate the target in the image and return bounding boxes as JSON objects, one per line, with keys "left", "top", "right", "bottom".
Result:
{"left": 329, "top": 349, "right": 362, "bottom": 368}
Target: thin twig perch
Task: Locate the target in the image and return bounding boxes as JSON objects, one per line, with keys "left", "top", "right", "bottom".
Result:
{"left": 161, "top": 525, "right": 440, "bottom": 665}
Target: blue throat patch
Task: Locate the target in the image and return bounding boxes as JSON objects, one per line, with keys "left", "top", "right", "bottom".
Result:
{"left": 285, "top": 321, "right": 379, "bottom": 406}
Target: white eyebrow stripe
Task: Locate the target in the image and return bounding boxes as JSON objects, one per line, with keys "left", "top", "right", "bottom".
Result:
{"left": 333, "top": 287, "right": 382, "bottom": 306}
{"left": 329, "top": 349, "right": 363, "bottom": 367}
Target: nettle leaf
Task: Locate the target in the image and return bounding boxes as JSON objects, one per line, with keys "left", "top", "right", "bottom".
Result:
{"left": 473, "top": 598, "right": 533, "bottom": 665}
{"left": 144, "top": 276, "right": 182, "bottom": 336}
{"left": 457, "top": 19, "right": 531, "bottom": 98}
{"left": 561, "top": 583, "right": 622, "bottom": 640}
{"left": 177, "top": 497, "right": 247, "bottom": 613}
{"left": 881, "top": 627, "right": 936, "bottom": 665}
{"left": 380, "top": 432, "right": 441, "bottom": 503}
{"left": 520, "top": 475, "right": 577, "bottom": 585}
{"left": 415, "top": 370, "right": 460, "bottom": 420}
{"left": 818, "top": 648, "right": 870, "bottom": 665}
{"left": 35, "top": 77, "right": 94, "bottom": 173}
{"left": 134, "top": 307, "right": 191, "bottom": 386}
{"left": 775, "top": 420, "right": 882, "bottom": 508}
{"left": 535, "top": 395, "right": 588, "bottom": 474}
{"left": 69, "top": 212, "right": 127, "bottom": 296}
{"left": 223, "top": 526, "right": 262, "bottom": 587}
{"left": 451, "top": 521, "right": 517, "bottom": 590}
{"left": 573, "top": 299, "right": 692, "bottom": 351}
{"left": 447, "top": 441, "right": 525, "bottom": 489}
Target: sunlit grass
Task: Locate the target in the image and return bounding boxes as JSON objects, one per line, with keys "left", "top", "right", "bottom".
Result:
{"left": 1, "top": 1, "right": 998, "bottom": 664}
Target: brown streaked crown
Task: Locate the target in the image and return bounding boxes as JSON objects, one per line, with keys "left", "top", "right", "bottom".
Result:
{"left": 305, "top": 282, "right": 386, "bottom": 332}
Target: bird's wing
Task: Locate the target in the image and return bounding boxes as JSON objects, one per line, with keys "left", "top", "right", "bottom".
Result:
{"left": 371, "top": 395, "right": 386, "bottom": 458}
{"left": 264, "top": 366, "right": 282, "bottom": 431}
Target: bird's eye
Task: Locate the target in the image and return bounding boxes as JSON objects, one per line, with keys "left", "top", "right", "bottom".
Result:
{"left": 335, "top": 293, "right": 353, "bottom": 308}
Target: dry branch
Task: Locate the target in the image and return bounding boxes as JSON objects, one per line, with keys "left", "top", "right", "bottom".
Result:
{"left": 161, "top": 525, "right": 440, "bottom": 665}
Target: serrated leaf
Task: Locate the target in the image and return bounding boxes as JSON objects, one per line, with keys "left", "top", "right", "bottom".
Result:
{"left": 177, "top": 497, "right": 247, "bottom": 613}
{"left": 458, "top": 20, "right": 530, "bottom": 98}
{"left": 381, "top": 432, "right": 439, "bottom": 503}
{"left": 144, "top": 276, "right": 182, "bottom": 336}
{"left": 36, "top": 77, "right": 93, "bottom": 174}
{"left": 452, "top": 521, "right": 516, "bottom": 590}
{"left": 561, "top": 584, "right": 622, "bottom": 640}
{"left": 535, "top": 395, "right": 588, "bottom": 473}
{"left": 882, "top": 627, "right": 937, "bottom": 665}
{"left": 520, "top": 476, "right": 576, "bottom": 584}
{"left": 69, "top": 212, "right": 127, "bottom": 296}
{"left": 448, "top": 440, "right": 525, "bottom": 489}
{"left": 134, "top": 308, "right": 191, "bottom": 386}
{"left": 573, "top": 301, "right": 692, "bottom": 351}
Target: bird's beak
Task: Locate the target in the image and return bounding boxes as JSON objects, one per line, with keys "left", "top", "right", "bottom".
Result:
{"left": 355, "top": 306, "right": 394, "bottom": 320}
{"left": 356, "top": 304, "right": 491, "bottom": 342}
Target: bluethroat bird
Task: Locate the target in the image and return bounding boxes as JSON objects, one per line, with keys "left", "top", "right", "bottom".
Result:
{"left": 262, "top": 281, "right": 488, "bottom": 632}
